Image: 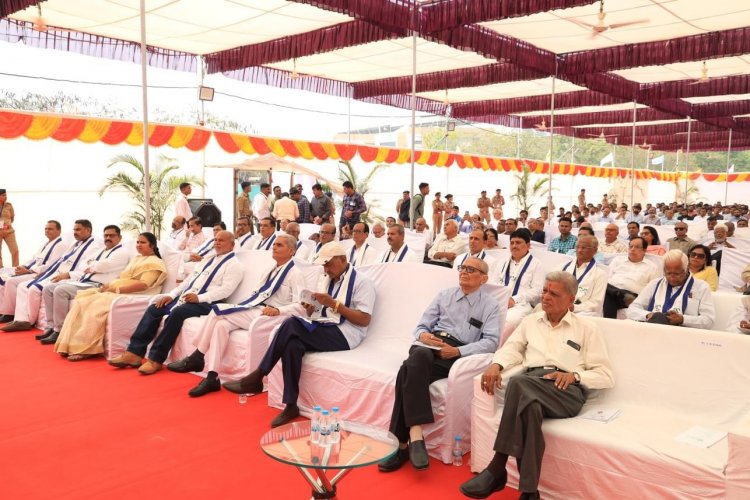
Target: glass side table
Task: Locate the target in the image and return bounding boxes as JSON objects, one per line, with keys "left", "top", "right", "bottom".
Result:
{"left": 260, "top": 419, "right": 398, "bottom": 499}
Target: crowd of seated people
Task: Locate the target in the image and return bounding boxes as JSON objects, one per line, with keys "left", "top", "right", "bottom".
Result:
{"left": 1, "top": 185, "right": 750, "bottom": 500}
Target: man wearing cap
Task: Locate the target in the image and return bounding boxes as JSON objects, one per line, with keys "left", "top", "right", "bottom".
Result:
{"left": 0, "top": 189, "right": 19, "bottom": 268}
{"left": 223, "top": 241, "right": 376, "bottom": 428}
{"left": 175, "top": 182, "right": 193, "bottom": 220}
{"left": 236, "top": 181, "right": 253, "bottom": 220}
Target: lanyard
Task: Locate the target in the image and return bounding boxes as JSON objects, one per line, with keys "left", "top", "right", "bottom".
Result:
{"left": 564, "top": 259, "right": 596, "bottom": 285}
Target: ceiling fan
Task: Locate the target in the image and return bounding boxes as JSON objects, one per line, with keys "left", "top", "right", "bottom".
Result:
{"left": 32, "top": 3, "right": 79, "bottom": 34}
{"left": 587, "top": 129, "right": 619, "bottom": 140}
{"left": 568, "top": 0, "right": 649, "bottom": 38}
{"left": 688, "top": 61, "right": 744, "bottom": 85}
{"left": 533, "top": 119, "right": 566, "bottom": 132}
{"left": 637, "top": 140, "right": 654, "bottom": 149}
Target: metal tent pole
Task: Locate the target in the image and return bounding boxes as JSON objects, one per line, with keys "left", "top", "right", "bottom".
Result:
{"left": 684, "top": 117, "right": 692, "bottom": 207}
{"left": 139, "top": 0, "right": 152, "bottom": 232}
{"left": 409, "top": 28, "right": 417, "bottom": 228}
{"left": 724, "top": 128, "right": 733, "bottom": 205}
{"left": 547, "top": 68, "right": 557, "bottom": 221}
{"left": 629, "top": 101, "right": 637, "bottom": 208}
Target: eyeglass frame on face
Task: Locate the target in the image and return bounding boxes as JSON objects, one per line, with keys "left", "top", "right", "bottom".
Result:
{"left": 675, "top": 226, "right": 688, "bottom": 231}
{"left": 457, "top": 265, "right": 486, "bottom": 275}
{"left": 689, "top": 251, "right": 706, "bottom": 260}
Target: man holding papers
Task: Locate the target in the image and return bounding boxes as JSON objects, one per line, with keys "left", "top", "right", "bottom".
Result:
{"left": 379, "top": 257, "right": 505, "bottom": 473}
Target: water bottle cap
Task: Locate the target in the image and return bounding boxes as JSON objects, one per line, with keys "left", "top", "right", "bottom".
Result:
{"left": 332, "top": 406, "right": 339, "bottom": 412}
{"left": 322, "top": 410, "right": 329, "bottom": 415}
{"left": 313, "top": 405, "right": 321, "bottom": 411}
{"left": 454, "top": 435, "right": 462, "bottom": 441}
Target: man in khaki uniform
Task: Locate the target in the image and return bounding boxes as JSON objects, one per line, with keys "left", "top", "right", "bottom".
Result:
{"left": 0, "top": 189, "right": 19, "bottom": 268}
{"left": 477, "top": 190, "right": 492, "bottom": 224}
{"left": 236, "top": 181, "right": 253, "bottom": 221}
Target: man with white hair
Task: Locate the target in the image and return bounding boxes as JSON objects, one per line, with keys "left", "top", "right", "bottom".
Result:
{"left": 560, "top": 235, "right": 607, "bottom": 317}
{"left": 371, "top": 222, "right": 386, "bottom": 239}
{"left": 427, "top": 219, "right": 467, "bottom": 267}
{"left": 603, "top": 236, "right": 660, "bottom": 319}
{"left": 379, "top": 224, "right": 421, "bottom": 263}
{"left": 706, "top": 223, "right": 736, "bottom": 250}
{"left": 626, "top": 249, "right": 714, "bottom": 329}
{"left": 283, "top": 222, "right": 311, "bottom": 261}
{"left": 600, "top": 224, "right": 627, "bottom": 254}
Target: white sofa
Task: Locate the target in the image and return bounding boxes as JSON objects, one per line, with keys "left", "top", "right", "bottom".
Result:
{"left": 266, "top": 261, "right": 509, "bottom": 464}
{"left": 470, "top": 317, "right": 750, "bottom": 499}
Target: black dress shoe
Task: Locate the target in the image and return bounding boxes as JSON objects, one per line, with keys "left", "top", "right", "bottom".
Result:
{"left": 378, "top": 447, "right": 409, "bottom": 472}
{"left": 270, "top": 404, "right": 300, "bottom": 428}
{"left": 35, "top": 328, "right": 55, "bottom": 340}
{"left": 167, "top": 354, "right": 205, "bottom": 373}
{"left": 188, "top": 371, "right": 220, "bottom": 397}
{"left": 408, "top": 439, "right": 429, "bottom": 470}
{"left": 459, "top": 469, "right": 508, "bottom": 499}
{"left": 222, "top": 370, "right": 264, "bottom": 395}
{"left": 0, "top": 314, "right": 14, "bottom": 323}
{"left": 518, "top": 492, "right": 540, "bottom": 500}
{"left": 40, "top": 331, "right": 60, "bottom": 345}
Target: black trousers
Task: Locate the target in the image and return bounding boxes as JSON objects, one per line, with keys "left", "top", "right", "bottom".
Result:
{"left": 127, "top": 302, "right": 212, "bottom": 363}
{"left": 388, "top": 345, "right": 458, "bottom": 444}
{"left": 603, "top": 284, "right": 636, "bottom": 319}
{"left": 493, "top": 370, "right": 587, "bottom": 493}
{"left": 258, "top": 317, "right": 349, "bottom": 405}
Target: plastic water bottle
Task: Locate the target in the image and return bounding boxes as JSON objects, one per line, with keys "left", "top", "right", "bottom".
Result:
{"left": 238, "top": 393, "right": 248, "bottom": 404}
{"left": 319, "top": 410, "right": 331, "bottom": 445}
{"left": 330, "top": 407, "right": 341, "bottom": 444}
{"left": 452, "top": 435, "right": 463, "bottom": 466}
{"left": 311, "top": 406, "right": 322, "bottom": 443}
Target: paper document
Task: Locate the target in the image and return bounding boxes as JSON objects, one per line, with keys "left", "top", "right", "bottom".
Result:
{"left": 578, "top": 407, "right": 622, "bottom": 424}
{"left": 412, "top": 341, "right": 442, "bottom": 351}
{"left": 300, "top": 289, "right": 321, "bottom": 306}
{"left": 675, "top": 426, "right": 727, "bottom": 449}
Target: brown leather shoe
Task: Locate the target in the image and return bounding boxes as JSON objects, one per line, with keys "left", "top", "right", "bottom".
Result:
{"left": 138, "top": 360, "right": 163, "bottom": 375}
{"left": 108, "top": 351, "right": 143, "bottom": 369}
{"left": 1, "top": 321, "right": 32, "bottom": 332}
{"left": 222, "top": 370, "right": 264, "bottom": 395}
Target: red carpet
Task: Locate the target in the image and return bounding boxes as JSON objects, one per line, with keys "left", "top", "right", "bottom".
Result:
{"left": 0, "top": 329, "right": 519, "bottom": 499}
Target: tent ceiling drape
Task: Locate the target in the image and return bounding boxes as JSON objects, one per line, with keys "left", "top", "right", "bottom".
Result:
{"left": 2, "top": 0, "right": 750, "bottom": 151}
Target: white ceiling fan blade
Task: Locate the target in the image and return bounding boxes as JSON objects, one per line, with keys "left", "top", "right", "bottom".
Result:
{"left": 608, "top": 18, "right": 649, "bottom": 30}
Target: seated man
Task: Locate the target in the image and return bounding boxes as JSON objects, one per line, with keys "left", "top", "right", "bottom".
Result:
{"left": 371, "top": 222, "right": 386, "bottom": 239}
{"left": 705, "top": 223, "right": 735, "bottom": 250}
{"left": 599, "top": 224, "right": 627, "bottom": 254}
{"left": 167, "top": 234, "right": 306, "bottom": 396}
{"left": 234, "top": 216, "right": 255, "bottom": 249}
{"left": 223, "top": 241, "right": 376, "bottom": 428}
{"left": 0, "top": 220, "right": 64, "bottom": 323}
{"left": 498, "top": 229, "right": 544, "bottom": 331}
{"left": 167, "top": 216, "right": 187, "bottom": 248}
{"left": 283, "top": 222, "right": 311, "bottom": 261}
{"left": 1, "top": 219, "right": 101, "bottom": 332}
{"left": 427, "top": 219, "right": 467, "bottom": 267}
{"left": 729, "top": 295, "right": 750, "bottom": 334}
{"left": 309, "top": 223, "right": 337, "bottom": 262}
{"left": 251, "top": 217, "right": 277, "bottom": 251}
{"left": 603, "top": 237, "right": 660, "bottom": 319}
{"left": 460, "top": 271, "right": 614, "bottom": 500}
{"left": 348, "top": 222, "right": 377, "bottom": 266}
{"left": 108, "top": 231, "right": 242, "bottom": 374}
{"left": 626, "top": 249, "right": 715, "bottom": 329}
{"left": 560, "top": 235, "right": 607, "bottom": 317}
{"left": 626, "top": 221, "right": 640, "bottom": 241}
{"left": 39, "top": 225, "right": 129, "bottom": 343}
{"left": 379, "top": 224, "right": 421, "bottom": 263}
{"left": 547, "top": 217, "right": 577, "bottom": 254}
{"left": 378, "top": 257, "right": 504, "bottom": 472}
{"left": 454, "top": 228, "right": 498, "bottom": 281}
{"left": 527, "top": 219, "right": 545, "bottom": 244}
{"left": 502, "top": 219, "right": 517, "bottom": 236}
{"left": 667, "top": 222, "right": 695, "bottom": 255}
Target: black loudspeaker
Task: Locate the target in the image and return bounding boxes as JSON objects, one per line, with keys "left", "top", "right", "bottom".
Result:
{"left": 187, "top": 199, "right": 222, "bottom": 227}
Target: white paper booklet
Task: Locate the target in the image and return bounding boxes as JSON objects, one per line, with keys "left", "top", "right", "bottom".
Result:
{"left": 675, "top": 426, "right": 727, "bottom": 449}
{"left": 578, "top": 407, "right": 622, "bottom": 424}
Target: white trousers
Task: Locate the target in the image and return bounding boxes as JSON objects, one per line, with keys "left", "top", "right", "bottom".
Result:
{"left": 193, "top": 308, "right": 262, "bottom": 372}
{"left": 0, "top": 274, "right": 33, "bottom": 315}
{"left": 43, "top": 281, "right": 97, "bottom": 331}
{"left": 14, "top": 283, "right": 42, "bottom": 324}
{"left": 501, "top": 302, "right": 533, "bottom": 345}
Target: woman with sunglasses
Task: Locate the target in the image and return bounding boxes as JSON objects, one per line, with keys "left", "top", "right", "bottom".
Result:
{"left": 687, "top": 244, "right": 718, "bottom": 291}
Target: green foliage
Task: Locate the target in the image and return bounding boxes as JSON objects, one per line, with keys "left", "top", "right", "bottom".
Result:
{"left": 511, "top": 167, "right": 551, "bottom": 213}
{"left": 99, "top": 154, "right": 204, "bottom": 239}
{"left": 336, "top": 160, "right": 385, "bottom": 223}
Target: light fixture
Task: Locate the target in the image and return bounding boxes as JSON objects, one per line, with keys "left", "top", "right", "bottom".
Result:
{"left": 198, "top": 86, "right": 214, "bottom": 101}
{"left": 291, "top": 59, "right": 299, "bottom": 80}
{"left": 447, "top": 122, "right": 456, "bottom": 132}
{"left": 33, "top": 3, "right": 47, "bottom": 32}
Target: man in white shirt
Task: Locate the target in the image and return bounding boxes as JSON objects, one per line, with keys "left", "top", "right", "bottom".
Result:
{"left": 598, "top": 206, "right": 615, "bottom": 223}
{"left": 560, "top": 235, "right": 607, "bottom": 317}
{"left": 174, "top": 182, "right": 192, "bottom": 220}
{"left": 168, "top": 216, "right": 187, "bottom": 248}
{"left": 250, "top": 217, "right": 278, "bottom": 252}
{"left": 625, "top": 203, "right": 643, "bottom": 223}
{"left": 379, "top": 224, "right": 421, "bottom": 263}
{"left": 272, "top": 192, "right": 299, "bottom": 225}
{"left": 626, "top": 249, "right": 714, "bottom": 329}
{"left": 0, "top": 220, "right": 64, "bottom": 323}
{"left": 498, "top": 229, "right": 545, "bottom": 331}
{"left": 461, "top": 271, "right": 614, "bottom": 500}
{"left": 349, "top": 222, "right": 377, "bottom": 266}
{"left": 108, "top": 231, "right": 242, "bottom": 375}
{"left": 454, "top": 228, "right": 498, "bottom": 280}
{"left": 309, "top": 223, "right": 337, "bottom": 262}
{"left": 283, "top": 222, "right": 311, "bottom": 261}
{"left": 166, "top": 234, "right": 306, "bottom": 397}
{"left": 234, "top": 216, "right": 255, "bottom": 249}
{"left": 600, "top": 224, "right": 627, "bottom": 254}
{"left": 1, "top": 219, "right": 101, "bottom": 332}
{"left": 252, "top": 182, "right": 272, "bottom": 226}
{"left": 603, "top": 236, "right": 660, "bottom": 319}
{"left": 39, "top": 225, "right": 129, "bottom": 343}
{"left": 427, "top": 219, "right": 467, "bottom": 266}
{"left": 371, "top": 222, "right": 386, "bottom": 239}
{"left": 178, "top": 216, "right": 207, "bottom": 253}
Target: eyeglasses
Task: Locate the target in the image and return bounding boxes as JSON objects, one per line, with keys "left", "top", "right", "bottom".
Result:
{"left": 675, "top": 227, "right": 687, "bottom": 231}
{"left": 457, "top": 265, "right": 486, "bottom": 275}
{"left": 689, "top": 252, "right": 706, "bottom": 260}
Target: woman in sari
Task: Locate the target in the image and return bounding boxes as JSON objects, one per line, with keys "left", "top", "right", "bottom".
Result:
{"left": 432, "top": 192, "right": 444, "bottom": 236}
{"left": 687, "top": 244, "right": 718, "bottom": 292}
{"left": 55, "top": 232, "right": 167, "bottom": 361}
{"left": 641, "top": 226, "right": 666, "bottom": 257}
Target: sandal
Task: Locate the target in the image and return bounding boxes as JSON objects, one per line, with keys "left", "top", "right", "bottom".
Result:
{"left": 68, "top": 354, "right": 97, "bottom": 362}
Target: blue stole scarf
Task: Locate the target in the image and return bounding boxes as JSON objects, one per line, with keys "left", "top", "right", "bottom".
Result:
{"left": 80, "top": 244, "right": 122, "bottom": 282}
{"left": 647, "top": 275, "right": 695, "bottom": 314}
{"left": 459, "top": 250, "right": 486, "bottom": 266}
{"left": 256, "top": 234, "right": 276, "bottom": 250}
{"left": 563, "top": 259, "right": 596, "bottom": 284}
{"left": 239, "top": 233, "right": 254, "bottom": 247}
{"left": 381, "top": 244, "right": 409, "bottom": 263}
{"left": 165, "top": 252, "right": 236, "bottom": 313}
{"left": 195, "top": 238, "right": 214, "bottom": 257}
{"left": 27, "top": 237, "right": 96, "bottom": 290}
{"left": 349, "top": 243, "right": 369, "bottom": 266}
{"left": 504, "top": 253, "right": 534, "bottom": 296}
{"left": 297, "top": 266, "right": 357, "bottom": 332}
{"left": 213, "top": 260, "right": 295, "bottom": 315}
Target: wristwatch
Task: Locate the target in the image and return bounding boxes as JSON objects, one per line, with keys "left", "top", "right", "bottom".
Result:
{"left": 573, "top": 372, "right": 581, "bottom": 383}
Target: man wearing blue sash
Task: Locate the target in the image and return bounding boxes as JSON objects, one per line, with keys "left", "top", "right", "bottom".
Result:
{"left": 283, "top": 222, "right": 311, "bottom": 261}
{"left": 560, "top": 235, "right": 607, "bottom": 317}
{"left": 109, "top": 231, "right": 242, "bottom": 375}
{"left": 2, "top": 219, "right": 100, "bottom": 332}
{"left": 499, "top": 229, "right": 544, "bottom": 332}
{"left": 224, "top": 241, "right": 376, "bottom": 428}
{"left": 379, "top": 257, "right": 503, "bottom": 473}
{"left": 454, "top": 228, "right": 499, "bottom": 281}
{"left": 349, "top": 222, "right": 376, "bottom": 267}
{"left": 167, "top": 234, "right": 306, "bottom": 397}
{"left": 0, "top": 220, "right": 64, "bottom": 324}
{"left": 248, "top": 217, "right": 277, "bottom": 252}
{"left": 38, "top": 225, "right": 129, "bottom": 344}
{"left": 626, "top": 249, "right": 714, "bottom": 329}
{"left": 379, "top": 224, "right": 421, "bottom": 263}
{"left": 234, "top": 216, "right": 254, "bottom": 249}
{"left": 308, "top": 223, "right": 336, "bottom": 263}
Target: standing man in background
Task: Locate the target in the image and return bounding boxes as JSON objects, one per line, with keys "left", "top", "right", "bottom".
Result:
{"left": 410, "top": 182, "right": 429, "bottom": 229}
{"left": 396, "top": 191, "right": 411, "bottom": 227}
{"left": 175, "top": 182, "right": 193, "bottom": 221}
{"left": 253, "top": 183, "right": 272, "bottom": 231}
{"left": 340, "top": 181, "right": 367, "bottom": 230}
{"left": 0, "top": 189, "right": 19, "bottom": 268}
{"left": 236, "top": 181, "right": 253, "bottom": 222}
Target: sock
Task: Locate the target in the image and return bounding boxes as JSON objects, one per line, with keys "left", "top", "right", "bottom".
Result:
{"left": 486, "top": 453, "right": 508, "bottom": 477}
{"left": 409, "top": 425, "right": 423, "bottom": 443}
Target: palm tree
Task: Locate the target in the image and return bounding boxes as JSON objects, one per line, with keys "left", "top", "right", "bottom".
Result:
{"left": 336, "top": 160, "right": 385, "bottom": 223}
{"left": 99, "top": 154, "right": 204, "bottom": 239}
{"left": 511, "top": 167, "right": 551, "bottom": 213}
